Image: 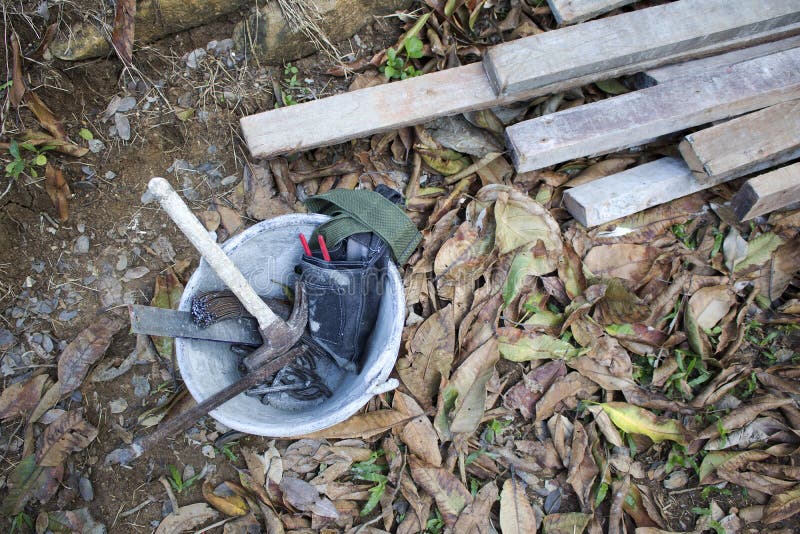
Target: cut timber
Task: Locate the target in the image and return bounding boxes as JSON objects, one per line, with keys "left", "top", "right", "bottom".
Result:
{"left": 506, "top": 49, "right": 800, "bottom": 173}
{"left": 483, "top": 0, "right": 800, "bottom": 96}
{"left": 564, "top": 158, "right": 722, "bottom": 227}
{"left": 546, "top": 0, "right": 636, "bottom": 26}
{"left": 241, "top": 29, "right": 800, "bottom": 160}
{"left": 732, "top": 162, "right": 800, "bottom": 221}
{"left": 636, "top": 32, "right": 800, "bottom": 88}
{"left": 678, "top": 100, "right": 800, "bottom": 182}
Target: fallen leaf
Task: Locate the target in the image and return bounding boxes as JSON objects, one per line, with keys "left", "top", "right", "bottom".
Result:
{"left": 150, "top": 269, "right": 184, "bottom": 359}
{"left": 566, "top": 421, "right": 599, "bottom": 511}
{"left": 26, "top": 91, "right": 67, "bottom": 140}
{"left": 203, "top": 481, "right": 249, "bottom": 517}
{"left": 279, "top": 476, "right": 338, "bottom": 518}
{"left": 684, "top": 285, "right": 736, "bottom": 357}
{"left": 500, "top": 478, "right": 542, "bottom": 534}
{"left": 0, "top": 374, "right": 50, "bottom": 421}
{"left": 397, "top": 305, "right": 455, "bottom": 407}
{"left": 155, "top": 502, "right": 219, "bottom": 534}
{"left": 558, "top": 241, "right": 586, "bottom": 299}
{"left": 599, "top": 402, "right": 689, "bottom": 445}
{"left": 595, "top": 79, "right": 630, "bottom": 95}
{"left": 764, "top": 485, "right": 800, "bottom": 524}
{"left": 453, "top": 481, "right": 498, "bottom": 534}
{"left": 418, "top": 146, "right": 471, "bottom": 175}
{"left": 35, "top": 507, "right": 104, "bottom": 533}
{"left": 504, "top": 360, "right": 567, "bottom": 419}
{"left": 395, "top": 392, "right": 442, "bottom": 466}
{"left": 45, "top": 164, "right": 70, "bottom": 222}
{"left": 10, "top": 34, "right": 26, "bottom": 106}
{"left": 0, "top": 454, "right": 62, "bottom": 515}
{"left": 58, "top": 315, "right": 126, "bottom": 397}
{"left": 409, "top": 456, "right": 472, "bottom": 528}
{"left": 583, "top": 244, "right": 659, "bottom": 283}
{"left": 300, "top": 410, "right": 414, "bottom": 440}
{"left": 735, "top": 232, "right": 784, "bottom": 273}
{"left": 569, "top": 336, "right": 635, "bottom": 391}
{"left": 564, "top": 157, "right": 635, "bottom": 187}
{"left": 536, "top": 372, "right": 599, "bottom": 421}
{"left": 541, "top": 512, "right": 591, "bottom": 534}
{"left": 495, "top": 190, "right": 562, "bottom": 255}
{"left": 37, "top": 410, "right": 98, "bottom": 467}
{"left": 723, "top": 227, "right": 748, "bottom": 272}
{"left": 111, "top": 0, "right": 136, "bottom": 65}
{"left": 694, "top": 396, "right": 794, "bottom": 445}
{"left": 498, "top": 327, "right": 580, "bottom": 362}
{"left": 435, "top": 338, "right": 499, "bottom": 439}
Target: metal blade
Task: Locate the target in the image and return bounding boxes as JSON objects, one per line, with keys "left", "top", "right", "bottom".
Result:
{"left": 129, "top": 305, "right": 262, "bottom": 344}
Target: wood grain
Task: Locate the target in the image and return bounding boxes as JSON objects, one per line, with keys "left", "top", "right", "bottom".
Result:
{"left": 546, "top": 0, "right": 636, "bottom": 25}
{"left": 732, "top": 162, "right": 800, "bottom": 221}
{"left": 506, "top": 49, "right": 800, "bottom": 173}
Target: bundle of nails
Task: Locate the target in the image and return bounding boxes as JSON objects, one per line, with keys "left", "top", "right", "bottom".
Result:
{"left": 190, "top": 290, "right": 332, "bottom": 404}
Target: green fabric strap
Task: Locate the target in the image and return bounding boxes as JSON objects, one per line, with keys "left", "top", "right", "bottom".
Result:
{"left": 305, "top": 189, "right": 421, "bottom": 265}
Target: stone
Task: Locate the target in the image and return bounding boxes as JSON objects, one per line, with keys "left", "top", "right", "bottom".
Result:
{"left": 31, "top": 260, "right": 45, "bottom": 273}
{"left": 59, "top": 310, "right": 78, "bottom": 322}
{"left": 79, "top": 477, "right": 94, "bottom": 501}
{"left": 109, "top": 398, "right": 128, "bottom": 413}
{"left": 115, "top": 96, "right": 138, "bottom": 113}
{"left": 233, "top": 0, "right": 412, "bottom": 65}
{"left": 114, "top": 113, "right": 131, "bottom": 141}
{"left": 88, "top": 139, "right": 105, "bottom": 153}
{"left": 74, "top": 235, "right": 90, "bottom": 254}
{"left": 132, "top": 375, "right": 151, "bottom": 398}
{"left": 50, "top": 0, "right": 252, "bottom": 61}
{"left": 186, "top": 48, "right": 206, "bottom": 69}
{"left": 0, "top": 329, "right": 15, "bottom": 350}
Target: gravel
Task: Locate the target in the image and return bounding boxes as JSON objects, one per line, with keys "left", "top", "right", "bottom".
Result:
{"left": 79, "top": 477, "right": 94, "bottom": 501}
{"left": 74, "top": 235, "right": 90, "bottom": 254}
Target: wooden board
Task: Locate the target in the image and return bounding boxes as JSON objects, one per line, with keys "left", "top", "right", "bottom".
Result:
{"left": 483, "top": 0, "right": 800, "bottom": 96}
{"left": 241, "top": 28, "right": 800, "bottom": 160}
{"left": 563, "top": 158, "right": 722, "bottom": 227}
{"left": 547, "top": 0, "right": 636, "bottom": 25}
{"left": 732, "top": 162, "right": 800, "bottom": 221}
{"left": 506, "top": 49, "right": 800, "bottom": 173}
{"left": 635, "top": 32, "right": 800, "bottom": 88}
{"left": 679, "top": 100, "right": 800, "bottom": 182}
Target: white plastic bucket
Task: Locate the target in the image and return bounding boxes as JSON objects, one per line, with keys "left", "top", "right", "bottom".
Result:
{"left": 176, "top": 213, "right": 402, "bottom": 436}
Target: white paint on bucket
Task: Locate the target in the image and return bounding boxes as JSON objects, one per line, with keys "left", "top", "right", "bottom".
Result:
{"left": 176, "top": 214, "right": 403, "bottom": 437}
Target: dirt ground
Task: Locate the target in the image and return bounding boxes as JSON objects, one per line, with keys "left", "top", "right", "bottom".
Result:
{"left": 0, "top": 2, "right": 402, "bottom": 530}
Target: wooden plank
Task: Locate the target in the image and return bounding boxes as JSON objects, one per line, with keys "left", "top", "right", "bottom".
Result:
{"left": 678, "top": 100, "right": 800, "bottom": 182}
{"left": 241, "top": 22, "right": 800, "bottom": 159}
{"left": 483, "top": 0, "right": 800, "bottom": 96}
{"left": 732, "top": 162, "right": 800, "bottom": 221}
{"left": 506, "top": 49, "right": 800, "bottom": 173}
{"left": 546, "top": 0, "right": 636, "bottom": 26}
{"left": 563, "top": 157, "right": 722, "bottom": 227}
{"left": 635, "top": 32, "right": 800, "bottom": 88}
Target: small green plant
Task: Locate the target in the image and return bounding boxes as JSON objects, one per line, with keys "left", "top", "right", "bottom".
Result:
{"left": 663, "top": 349, "right": 711, "bottom": 401}
{"left": 284, "top": 63, "right": 300, "bottom": 87}
{"left": 217, "top": 442, "right": 238, "bottom": 462}
{"left": 594, "top": 480, "right": 610, "bottom": 507}
{"left": 700, "top": 485, "right": 732, "bottom": 500}
{"left": 5, "top": 140, "right": 51, "bottom": 180}
{"left": 167, "top": 464, "right": 202, "bottom": 493}
{"left": 666, "top": 444, "right": 699, "bottom": 474}
{"left": 381, "top": 36, "right": 424, "bottom": 80}
{"left": 691, "top": 506, "right": 725, "bottom": 534}
{"left": 710, "top": 227, "right": 725, "bottom": 258}
{"left": 351, "top": 450, "right": 389, "bottom": 516}
{"left": 671, "top": 222, "right": 697, "bottom": 250}
{"left": 10, "top": 512, "right": 33, "bottom": 534}
{"left": 483, "top": 419, "right": 510, "bottom": 444}
{"left": 425, "top": 508, "right": 445, "bottom": 534}
{"left": 78, "top": 128, "right": 94, "bottom": 141}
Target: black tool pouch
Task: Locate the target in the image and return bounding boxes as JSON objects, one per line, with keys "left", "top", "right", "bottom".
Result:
{"left": 300, "top": 233, "right": 389, "bottom": 372}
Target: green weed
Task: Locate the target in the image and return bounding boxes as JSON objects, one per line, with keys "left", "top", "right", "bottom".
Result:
{"left": 167, "top": 464, "right": 202, "bottom": 493}
{"left": 351, "top": 450, "right": 389, "bottom": 516}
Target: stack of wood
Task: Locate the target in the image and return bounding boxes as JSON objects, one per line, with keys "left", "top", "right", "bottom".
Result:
{"left": 240, "top": 0, "right": 800, "bottom": 227}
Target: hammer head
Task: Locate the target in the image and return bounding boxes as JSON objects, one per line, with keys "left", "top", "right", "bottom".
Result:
{"left": 243, "top": 281, "right": 308, "bottom": 371}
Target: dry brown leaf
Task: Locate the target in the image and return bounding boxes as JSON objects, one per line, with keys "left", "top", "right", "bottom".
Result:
{"left": 564, "top": 157, "right": 636, "bottom": 188}
{"left": 566, "top": 421, "right": 599, "bottom": 512}
{"left": 494, "top": 190, "right": 562, "bottom": 256}
{"left": 44, "top": 163, "right": 71, "bottom": 223}
{"left": 504, "top": 360, "right": 567, "bottom": 419}
{"left": 397, "top": 304, "right": 455, "bottom": 407}
{"left": 300, "top": 410, "right": 414, "bottom": 440}
{"left": 394, "top": 392, "right": 442, "bottom": 466}
{"left": 0, "top": 374, "right": 51, "bottom": 421}
{"left": 763, "top": 485, "right": 800, "bottom": 524}
{"left": 500, "top": 478, "right": 542, "bottom": 534}
{"left": 452, "top": 481, "right": 498, "bottom": 534}
{"left": 408, "top": 456, "right": 472, "bottom": 528}
{"left": 36, "top": 410, "right": 98, "bottom": 467}
{"left": 223, "top": 513, "right": 261, "bottom": 534}
{"left": 26, "top": 91, "right": 67, "bottom": 140}
{"left": 155, "top": 502, "right": 219, "bottom": 534}
{"left": 0, "top": 454, "right": 63, "bottom": 515}
{"left": 10, "top": 34, "right": 26, "bottom": 106}
{"left": 111, "top": 0, "right": 136, "bottom": 65}
{"left": 569, "top": 336, "right": 635, "bottom": 391}
{"left": 541, "top": 512, "right": 591, "bottom": 534}
{"left": 57, "top": 315, "right": 126, "bottom": 397}
{"left": 694, "top": 396, "right": 794, "bottom": 444}
{"left": 608, "top": 476, "right": 631, "bottom": 534}
{"left": 536, "top": 372, "right": 599, "bottom": 422}
{"left": 583, "top": 244, "right": 659, "bottom": 284}
{"left": 202, "top": 481, "right": 249, "bottom": 517}
{"left": 279, "top": 476, "right": 338, "bottom": 518}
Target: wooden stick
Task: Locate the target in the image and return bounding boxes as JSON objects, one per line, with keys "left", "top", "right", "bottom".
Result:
{"left": 547, "top": 0, "right": 637, "bottom": 26}
{"left": 506, "top": 49, "right": 800, "bottom": 173}
{"left": 634, "top": 32, "right": 800, "bottom": 88}
{"left": 678, "top": 100, "right": 800, "bottom": 182}
{"left": 240, "top": 27, "right": 800, "bottom": 160}
{"left": 732, "top": 162, "right": 800, "bottom": 221}
{"left": 483, "top": 0, "right": 800, "bottom": 96}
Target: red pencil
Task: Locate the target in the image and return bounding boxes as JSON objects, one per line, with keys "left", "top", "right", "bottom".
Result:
{"left": 299, "top": 234, "right": 312, "bottom": 257}
{"left": 318, "top": 235, "right": 331, "bottom": 261}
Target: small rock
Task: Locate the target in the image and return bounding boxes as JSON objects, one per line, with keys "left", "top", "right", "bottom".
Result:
{"left": 81, "top": 165, "right": 96, "bottom": 178}
{"left": 34, "top": 301, "right": 54, "bottom": 315}
{"left": 123, "top": 266, "right": 150, "bottom": 282}
{"left": 41, "top": 335, "right": 54, "bottom": 353}
{"left": 221, "top": 175, "right": 238, "bottom": 186}
{"left": 182, "top": 176, "right": 201, "bottom": 201}
{"left": 664, "top": 470, "right": 689, "bottom": 490}
{"left": 31, "top": 333, "right": 43, "bottom": 344}
{"left": 114, "top": 113, "right": 131, "bottom": 141}
{"left": 132, "top": 374, "right": 150, "bottom": 398}
{"left": 151, "top": 236, "right": 176, "bottom": 263}
{"left": 71, "top": 390, "right": 82, "bottom": 402}
{"left": 104, "top": 170, "right": 117, "bottom": 180}
{"left": 88, "top": 139, "right": 105, "bottom": 153}
{"left": 186, "top": 48, "right": 206, "bottom": 69}
{"left": 58, "top": 310, "right": 78, "bottom": 322}
{"left": 115, "top": 254, "right": 128, "bottom": 271}
{"left": 182, "top": 464, "right": 195, "bottom": 481}
{"left": 0, "top": 329, "right": 15, "bottom": 350}
{"left": 74, "top": 235, "right": 90, "bottom": 254}
{"left": 23, "top": 276, "right": 35, "bottom": 288}
{"left": 109, "top": 398, "right": 128, "bottom": 413}
{"left": 31, "top": 260, "right": 45, "bottom": 273}
{"left": 79, "top": 477, "right": 94, "bottom": 501}
{"left": 201, "top": 445, "right": 216, "bottom": 459}
{"left": 98, "top": 275, "right": 123, "bottom": 308}
{"left": 11, "top": 307, "right": 25, "bottom": 319}
{"left": 116, "top": 96, "right": 137, "bottom": 113}
{"left": 77, "top": 222, "right": 86, "bottom": 233}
